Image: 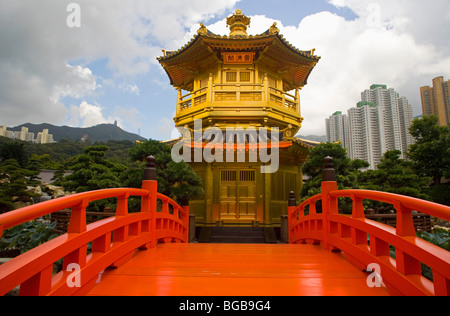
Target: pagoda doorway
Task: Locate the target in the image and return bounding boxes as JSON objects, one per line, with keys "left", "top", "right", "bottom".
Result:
{"left": 219, "top": 169, "right": 257, "bottom": 224}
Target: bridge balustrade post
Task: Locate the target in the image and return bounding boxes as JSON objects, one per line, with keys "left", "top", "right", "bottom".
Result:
{"left": 180, "top": 198, "right": 190, "bottom": 243}
{"left": 142, "top": 156, "right": 158, "bottom": 248}
{"left": 287, "top": 191, "right": 297, "bottom": 244}
{"left": 67, "top": 199, "right": 89, "bottom": 234}
{"left": 321, "top": 157, "right": 338, "bottom": 250}
{"left": 115, "top": 193, "right": 130, "bottom": 217}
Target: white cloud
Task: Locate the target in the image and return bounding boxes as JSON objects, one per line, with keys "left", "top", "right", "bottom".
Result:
{"left": 50, "top": 64, "right": 98, "bottom": 103}
{"left": 297, "top": 13, "right": 449, "bottom": 134}
{"left": 163, "top": 4, "right": 450, "bottom": 137}
{"left": 1, "top": 0, "right": 449, "bottom": 139}
{"left": 198, "top": 3, "right": 450, "bottom": 136}
{"left": 66, "top": 101, "right": 144, "bottom": 133}
{"left": 119, "top": 83, "right": 140, "bottom": 96}
{"left": 67, "top": 101, "right": 109, "bottom": 128}
{"left": 155, "top": 116, "right": 177, "bottom": 141}
{"left": 111, "top": 107, "right": 143, "bottom": 131}
{"left": 326, "top": 0, "right": 450, "bottom": 49}
{"left": 0, "top": 0, "right": 238, "bottom": 127}
{"left": 0, "top": 62, "right": 68, "bottom": 126}
{"left": 78, "top": 102, "right": 108, "bottom": 127}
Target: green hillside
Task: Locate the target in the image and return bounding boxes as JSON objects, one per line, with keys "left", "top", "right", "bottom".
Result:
{"left": 10, "top": 123, "right": 146, "bottom": 143}
{"left": 297, "top": 135, "right": 327, "bottom": 143}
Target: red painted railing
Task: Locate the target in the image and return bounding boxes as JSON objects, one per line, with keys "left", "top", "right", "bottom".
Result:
{"left": 289, "top": 157, "right": 450, "bottom": 296}
{"left": 0, "top": 157, "right": 188, "bottom": 296}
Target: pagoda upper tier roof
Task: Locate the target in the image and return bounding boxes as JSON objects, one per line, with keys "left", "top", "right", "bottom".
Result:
{"left": 157, "top": 23, "right": 321, "bottom": 91}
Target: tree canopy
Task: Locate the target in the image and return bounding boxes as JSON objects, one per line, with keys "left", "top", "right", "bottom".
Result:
{"left": 301, "top": 142, "right": 369, "bottom": 199}
{"left": 300, "top": 140, "right": 443, "bottom": 213}
{"left": 2, "top": 116, "right": 449, "bottom": 215}
{"left": 0, "top": 142, "right": 29, "bottom": 168}
{"left": 408, "top": 115, "right": 450, "bottom": 185}
{"left": 0, "top": 159, "right": 40, "bottom": 213}
{"left": 361, "top": 150, "right": 430, "bottom": 199}
{"left": 61, "top": 145, "right": 127, "bottom": 193}
{"left": 127, "top": 140, "right": 204, "bottom": 204}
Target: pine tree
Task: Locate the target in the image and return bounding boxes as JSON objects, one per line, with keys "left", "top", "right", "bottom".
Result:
{"left": 127, "top": 139, "right": 203, "bottom": 204}
{"left": 62, "top": 145, "right": 127, "bottom": 193}
{"left": 0, "top": 159, "right": 40, "bottom": 213}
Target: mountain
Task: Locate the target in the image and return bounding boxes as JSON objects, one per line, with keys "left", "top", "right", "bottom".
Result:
{"left": 296, "top": 135, "right": 327, "bottom": 143}
{"left": 10, "top": 123, "right": 146, "bottom": 143}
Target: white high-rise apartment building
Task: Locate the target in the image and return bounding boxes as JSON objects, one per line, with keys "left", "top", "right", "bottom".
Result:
{"left": 361, "top": 85, "right": 402, "bottom": 156}
{"left": 0, "top": 126, "right": 54, "bottom": 144}
{"left": 398, "top": 96, "right": 415, "bottom": 153}
{"left": 348, "top": 102, "right": 381, "bottom": 169}
{"left": 326, "top": 84, "right": 415, "bottom": 169}
{"left": 326, "top": 111, "right": 350, "bottom": 152}
{"left": 36, "top": 129, "right": 51, "bottom": 144}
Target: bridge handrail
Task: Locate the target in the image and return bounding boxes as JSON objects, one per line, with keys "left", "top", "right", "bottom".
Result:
{"left": 289, "top": 157, "right": 450, "bottom": 296}
{"left": 0, "top": 156, "right": 189, "bottom": 296}
{"left": 0, "top": 188, "right": 149, "bottom": 237}
{"left": 157, "top": 193, "right": 186, "bottom": 216}
{"left": 297, "top": 193, "right": 322, "bottom": 208}
{"left": 329, "top": 189, "right": 450, "bottom": 222}
{"left": 155, "top": 193, "right": 189, "bottom": 243}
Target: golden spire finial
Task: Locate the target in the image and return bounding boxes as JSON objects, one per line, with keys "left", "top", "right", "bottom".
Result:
{"left": 226, "top": 9, "right": 251, "bottom": 37}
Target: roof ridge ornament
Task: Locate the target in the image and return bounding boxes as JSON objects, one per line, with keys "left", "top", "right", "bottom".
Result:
{"left": 197, "top": 23, "right": 208, "bottom": 36}
{"left": 269, "top": 22, "right": 280, "bottom": 35}
{"left": 227, "top": 9, "right": 251, "bottom": 37}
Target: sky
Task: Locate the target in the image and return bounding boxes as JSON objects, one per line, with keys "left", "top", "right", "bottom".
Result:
{"left": 0, "top": 0, "right": 449, "bottom": 140}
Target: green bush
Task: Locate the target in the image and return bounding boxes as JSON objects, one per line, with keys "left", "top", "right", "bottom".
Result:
{"left": 424, "top": 184, "right": 450, "bottom": 206}
{"left": 0, "top": 220, "right": 58, "bottom": 256}
{"left": 417, "top": 228, "right": 450, "bottom": 252}
{"left": 417, "top": 228, "right": 450, "bottom": 281}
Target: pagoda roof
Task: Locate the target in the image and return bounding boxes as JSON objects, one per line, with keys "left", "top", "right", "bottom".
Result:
{"left": 161, "top": 137, "right": 320, "bottom": 150}
{"left": 292, "top": 137, "right": 321, "bottom": 149}
{"left": 157, "top": 19, "right": 320, "bottom": 91}
{"left": 158, "top": 27, "right": 320, "bottom": 62}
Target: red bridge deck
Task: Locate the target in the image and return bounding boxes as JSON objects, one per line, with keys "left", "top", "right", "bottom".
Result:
{"left": 86, "top": 243, "right": 390, "bottom": 296}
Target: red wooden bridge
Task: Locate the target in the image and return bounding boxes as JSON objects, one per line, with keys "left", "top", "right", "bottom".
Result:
{"left": 1, "top": 157, "right": 449, "bottom": 296}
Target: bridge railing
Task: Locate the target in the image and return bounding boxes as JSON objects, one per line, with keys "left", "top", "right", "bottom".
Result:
{"left": 289, "top": 157, "right": 450, "bottom": 296}
{"left": 0, "top": 156, "right": 189, "bottom": 296}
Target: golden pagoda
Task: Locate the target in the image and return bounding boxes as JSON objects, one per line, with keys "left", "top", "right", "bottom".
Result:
{"left": 158, "top": 10, "right": 320, "bottom": 228}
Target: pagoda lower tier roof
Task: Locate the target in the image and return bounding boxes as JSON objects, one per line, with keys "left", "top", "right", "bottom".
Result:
{"left": 161, "top": 137, "right": 320, "bottom": 151}
{"left": 292, "top": 137, "right": 321, "bottom": 150}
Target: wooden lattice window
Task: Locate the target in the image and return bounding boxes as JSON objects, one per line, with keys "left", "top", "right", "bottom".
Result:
{"left": 226, "top": 72, "right": 237, "bottom": 82}
{"left": 240, "top": 72, "right": 251, "bottom": 82}
{"left": 221, "top": 170, "right": 237, "bottom": 182}
{"left": 240, "top": 170, "right": 255, "bottom": 182}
